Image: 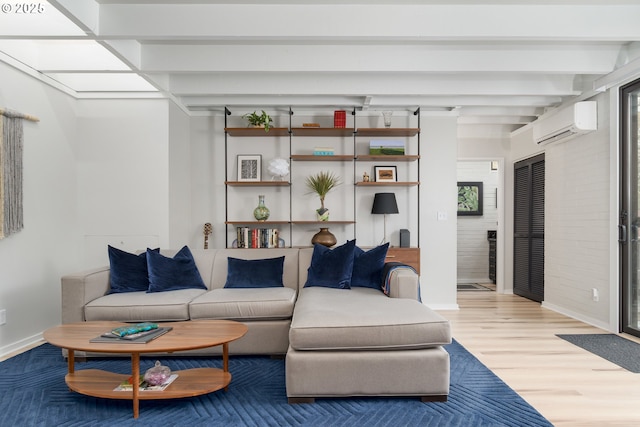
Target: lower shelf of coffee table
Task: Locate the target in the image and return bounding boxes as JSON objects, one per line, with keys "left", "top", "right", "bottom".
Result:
{"left": 65, "top": 368, "right": 230, "bottom": 400}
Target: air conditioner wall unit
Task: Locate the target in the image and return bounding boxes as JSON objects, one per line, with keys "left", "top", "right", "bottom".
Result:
{"left": 533, "top": 101, "right": 597, "bottom": 146}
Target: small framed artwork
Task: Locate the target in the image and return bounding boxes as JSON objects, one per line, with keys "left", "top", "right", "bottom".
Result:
{"left": 457, "top": 181, "right": 483, "bottom": 216}
{"left": 237, "top": 155, "right": 262, "bottom": 181}
{"left": 374, "top": 165, "right": 397, "bottom": 182}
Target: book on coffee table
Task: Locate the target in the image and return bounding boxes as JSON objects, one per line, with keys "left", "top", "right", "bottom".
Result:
{"left": 90, "top": 326, "right": 172, "bottom": 344}
{"left": 114, "top": 373, "right": 179, "bottom": 392}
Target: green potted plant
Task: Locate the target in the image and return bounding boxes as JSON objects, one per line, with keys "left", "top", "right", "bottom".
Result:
{"left": 305, "top": 171, "right": 341, "bottom": 221}
{"left": 243, "top": 110, "right": 273, "bottom": 132}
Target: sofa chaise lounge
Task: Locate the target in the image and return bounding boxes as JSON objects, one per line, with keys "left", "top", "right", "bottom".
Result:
{"left": 60, "top": 245, "right": 452, "bottom": 402}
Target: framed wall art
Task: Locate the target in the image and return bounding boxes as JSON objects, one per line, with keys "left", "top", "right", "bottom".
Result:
{"left": 237, "top": 154, "right": 262, "bottom": 181}
{"left": 457, "top": 181, "right": 483, "bottom": 216}
{"left": 374, "top": 165, "right": 397, "bottom": 182}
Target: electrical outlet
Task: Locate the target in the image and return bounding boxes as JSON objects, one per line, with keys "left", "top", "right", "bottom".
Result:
{"left": 0, "top": 309, "right": 6, "bottom": 326}
{"left": 437, "top": 211, "right": 448, "bottom": 221}
{"left": 592, "top": 288, "right": 599, "bottom": 302}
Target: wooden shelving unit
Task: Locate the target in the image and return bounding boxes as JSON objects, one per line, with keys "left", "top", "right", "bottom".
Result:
{"left": 225, "top": 181, "right": 290, "bottom": 186}
{"left": 225, "top": 220, "right": 291, "bottom": 225}
{"left": 292, "top": 220, "right": 356, "bottom": 225}
{"left": 356, "top": 155, "right": 419, "bottom": 162}
{"left": 357, "top": 128, "right": 420, "bottom": 137}
{"left": 291, "top": 127, "right": 354, "bottom": 137}
{"left": 224, "top": 107, "right": 421, "bottom": 251}
{"left": 355, "top": 181, "right": 420, "bottom": 187}
{"left": 291, "top": 155, "right": 353, "bottom": 162}
{"left": 224, "top": 127, "right": 290, "bottom": 137}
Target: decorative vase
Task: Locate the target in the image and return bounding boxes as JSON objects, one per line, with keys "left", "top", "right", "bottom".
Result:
{"left": 316, "top": 207, "right": 330, "bottom": 221}
{"left": 253, "top": 195, "right": 270, "bottom": 221}
{"left": 311, "top": 228, "right": 337, "bottom": 247}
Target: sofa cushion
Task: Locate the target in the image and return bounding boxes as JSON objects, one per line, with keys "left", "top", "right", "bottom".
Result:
{"left": 351, "top": 243, "right": 389, "bottom": 289}
{"left": 107, "top": 246, "right": 158, "bottom": 293}
{"left": 189, "top": 288, "right": 297, "bottom": 321}
{"left": 304, "top": 240, "right": 356, "bottom": 289}
{"left": 290, "top": 287, "right": 451, "bottom": 351}
{"left": 84, "top": 288, "right": 206, "bottom": 322}
{"left": 224, "top": 256, "right": 284, "bottom": 288}
{"left": 147, "top": 246, "right": 207, "bottom": 293}
{"left": 210, "top": 249, "right": 300, "bottom": 291}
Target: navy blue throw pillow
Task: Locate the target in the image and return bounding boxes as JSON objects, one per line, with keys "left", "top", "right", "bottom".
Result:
{"left": 146, "top": 246, "right": 207, "bottom": 293}
{"left": 108, "top": 246, "right": 159, "bottom": 293}
{"left": 304, "top": 240, "right": 356, "bottom": 289}
{"left": 224, "top": 256, "right": 285, "bottom": 288}
{"left": 351, "top": 243, "right": 389, "bottom": 289}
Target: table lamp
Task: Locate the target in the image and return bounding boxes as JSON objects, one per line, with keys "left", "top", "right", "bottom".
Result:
{"left": 371, "top": 192, "right": 399, "bottom": 244}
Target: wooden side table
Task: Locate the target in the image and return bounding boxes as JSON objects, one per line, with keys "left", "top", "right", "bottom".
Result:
{"left": 385, "top": 247, "right": 420, "bottom": 274}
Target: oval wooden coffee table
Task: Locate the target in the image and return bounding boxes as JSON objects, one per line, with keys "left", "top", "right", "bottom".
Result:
{"left": 43, "top": 320, "right": 248, "bottom": 418}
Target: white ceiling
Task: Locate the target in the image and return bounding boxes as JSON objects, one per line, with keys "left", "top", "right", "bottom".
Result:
{"left": 2, "top": 0, "right": 640, "bottom": 134}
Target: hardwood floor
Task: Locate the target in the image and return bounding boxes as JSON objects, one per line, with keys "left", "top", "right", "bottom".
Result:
{"left": 3, "top": 291, "right": 639, "bottom": 425}
{"left": 440, "top": 291, "right": 640, "bottom": 427}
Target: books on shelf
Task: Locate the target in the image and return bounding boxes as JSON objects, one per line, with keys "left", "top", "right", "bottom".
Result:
{"left": 313, "top": 147, "right": 334, "bottom": 156}
{"left": 236, "top": 227, "right": 280, "bottom": 248}
{"left": 114, "top": 374, "right": 179, "bottom": 392}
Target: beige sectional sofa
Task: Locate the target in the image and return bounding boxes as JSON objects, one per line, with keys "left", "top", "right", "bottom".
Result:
{"left": 60, "top": 247, "right": 452, "bottom": 402}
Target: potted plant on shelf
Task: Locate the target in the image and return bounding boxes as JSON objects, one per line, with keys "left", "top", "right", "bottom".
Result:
{"left": 243, "top": 110, "right": 273, "bottom": 132}
{"left": 305, "top": 171, "right": 341, "bottom": 221}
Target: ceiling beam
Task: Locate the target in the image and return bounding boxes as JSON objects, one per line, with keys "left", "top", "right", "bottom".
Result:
{"left": 93, "top": 4, "right": 640, "bottom": 42}
{"left": 139, "top": 43, "right": 621, "bottom": 74}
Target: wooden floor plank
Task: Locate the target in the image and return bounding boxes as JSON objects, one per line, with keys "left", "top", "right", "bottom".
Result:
{"left": 440, "top": 291, "right": 640, "bottom": 427}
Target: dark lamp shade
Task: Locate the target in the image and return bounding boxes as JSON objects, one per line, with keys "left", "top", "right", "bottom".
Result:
{"left": 371, "top": 192, "right": 399, "bottom": 214}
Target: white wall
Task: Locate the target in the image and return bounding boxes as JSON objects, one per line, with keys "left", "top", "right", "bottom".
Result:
{"left": 0, "top": 61, "right": 80, "bottom": 355}
{"left": 76, "top": 99, "right": 171, "bottom": 267}
{"left": 189, "top": 115, "right": 225, "bottom": 250}
{"left": 456, "top": 161, "right": 499, "bottom": 283}
{"left": 420, "top": 114, "right": 459, "bottom": 309}
{"left": 542, "top": 93, "right": 612, "bottom": 329}
{"left": 168, "top": 103, "right": 193, "bottom": 248}
{"left": 509, "top": 94, "right": 614, "bottom": 330}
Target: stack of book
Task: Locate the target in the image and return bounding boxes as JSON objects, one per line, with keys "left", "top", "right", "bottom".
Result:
{"left": 114, "top": 373, "right": 179, "bottom": 392}
{"left": 313, "top": 147, "right": 334, "bottom": 156}
{"left": 90, "top": 322, "right": 172, "bottom": 344}
{"left": 236, "top": 227, "right": 280, "bottom": 248}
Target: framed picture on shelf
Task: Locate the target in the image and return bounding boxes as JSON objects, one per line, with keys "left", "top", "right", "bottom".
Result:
{"left": 457, "top": 181, "right": 483, "bottom": 216}
{"left": 237, "top": 155, "right": 262, "bottom": 181}
{"left": 374, "top": 165, "right": 397, "bottom": 182}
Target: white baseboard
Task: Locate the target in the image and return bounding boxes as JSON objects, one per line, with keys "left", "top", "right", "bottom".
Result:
{"left": 0, "top": 332, "right": 44, "bottom": 360}
{"left": 542, "top": 302, "right": 613, "bottom": 332}
{"left": 457, "top": 278, "right": 491, "bottom": 284}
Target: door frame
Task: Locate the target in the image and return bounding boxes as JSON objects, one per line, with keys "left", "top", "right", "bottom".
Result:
{"left": 619, "top": 78, "right": 640, "bottom": 337}
{"left": 456, "top": 157, "right": 506, "bottom": 293}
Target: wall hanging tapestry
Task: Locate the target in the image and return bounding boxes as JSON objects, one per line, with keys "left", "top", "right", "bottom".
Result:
{"left": 0, "top": 108, "right": 38, "bottom": 239}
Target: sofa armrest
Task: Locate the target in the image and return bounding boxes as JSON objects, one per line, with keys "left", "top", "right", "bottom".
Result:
{"left": 61, "top": 266, "right": 110, "bottom": 324}
{"left": 383, "top": 263, "right": 420, "bottom": 301}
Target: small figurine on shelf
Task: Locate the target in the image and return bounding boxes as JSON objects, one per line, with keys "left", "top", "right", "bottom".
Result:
{"left": 363, "top": 172, "right": 370, "bottom": 182}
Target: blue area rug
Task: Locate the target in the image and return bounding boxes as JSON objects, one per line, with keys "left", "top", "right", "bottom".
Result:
{"left": 0, "top": 340, "right": 552, "bottom": 427}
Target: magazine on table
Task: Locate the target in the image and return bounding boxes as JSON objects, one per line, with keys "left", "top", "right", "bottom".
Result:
{"left": 89, "top": 326, "right": 173, "bottom": 344}
{"left": 114, "top": 374, "right": 179, "bottom": 392}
